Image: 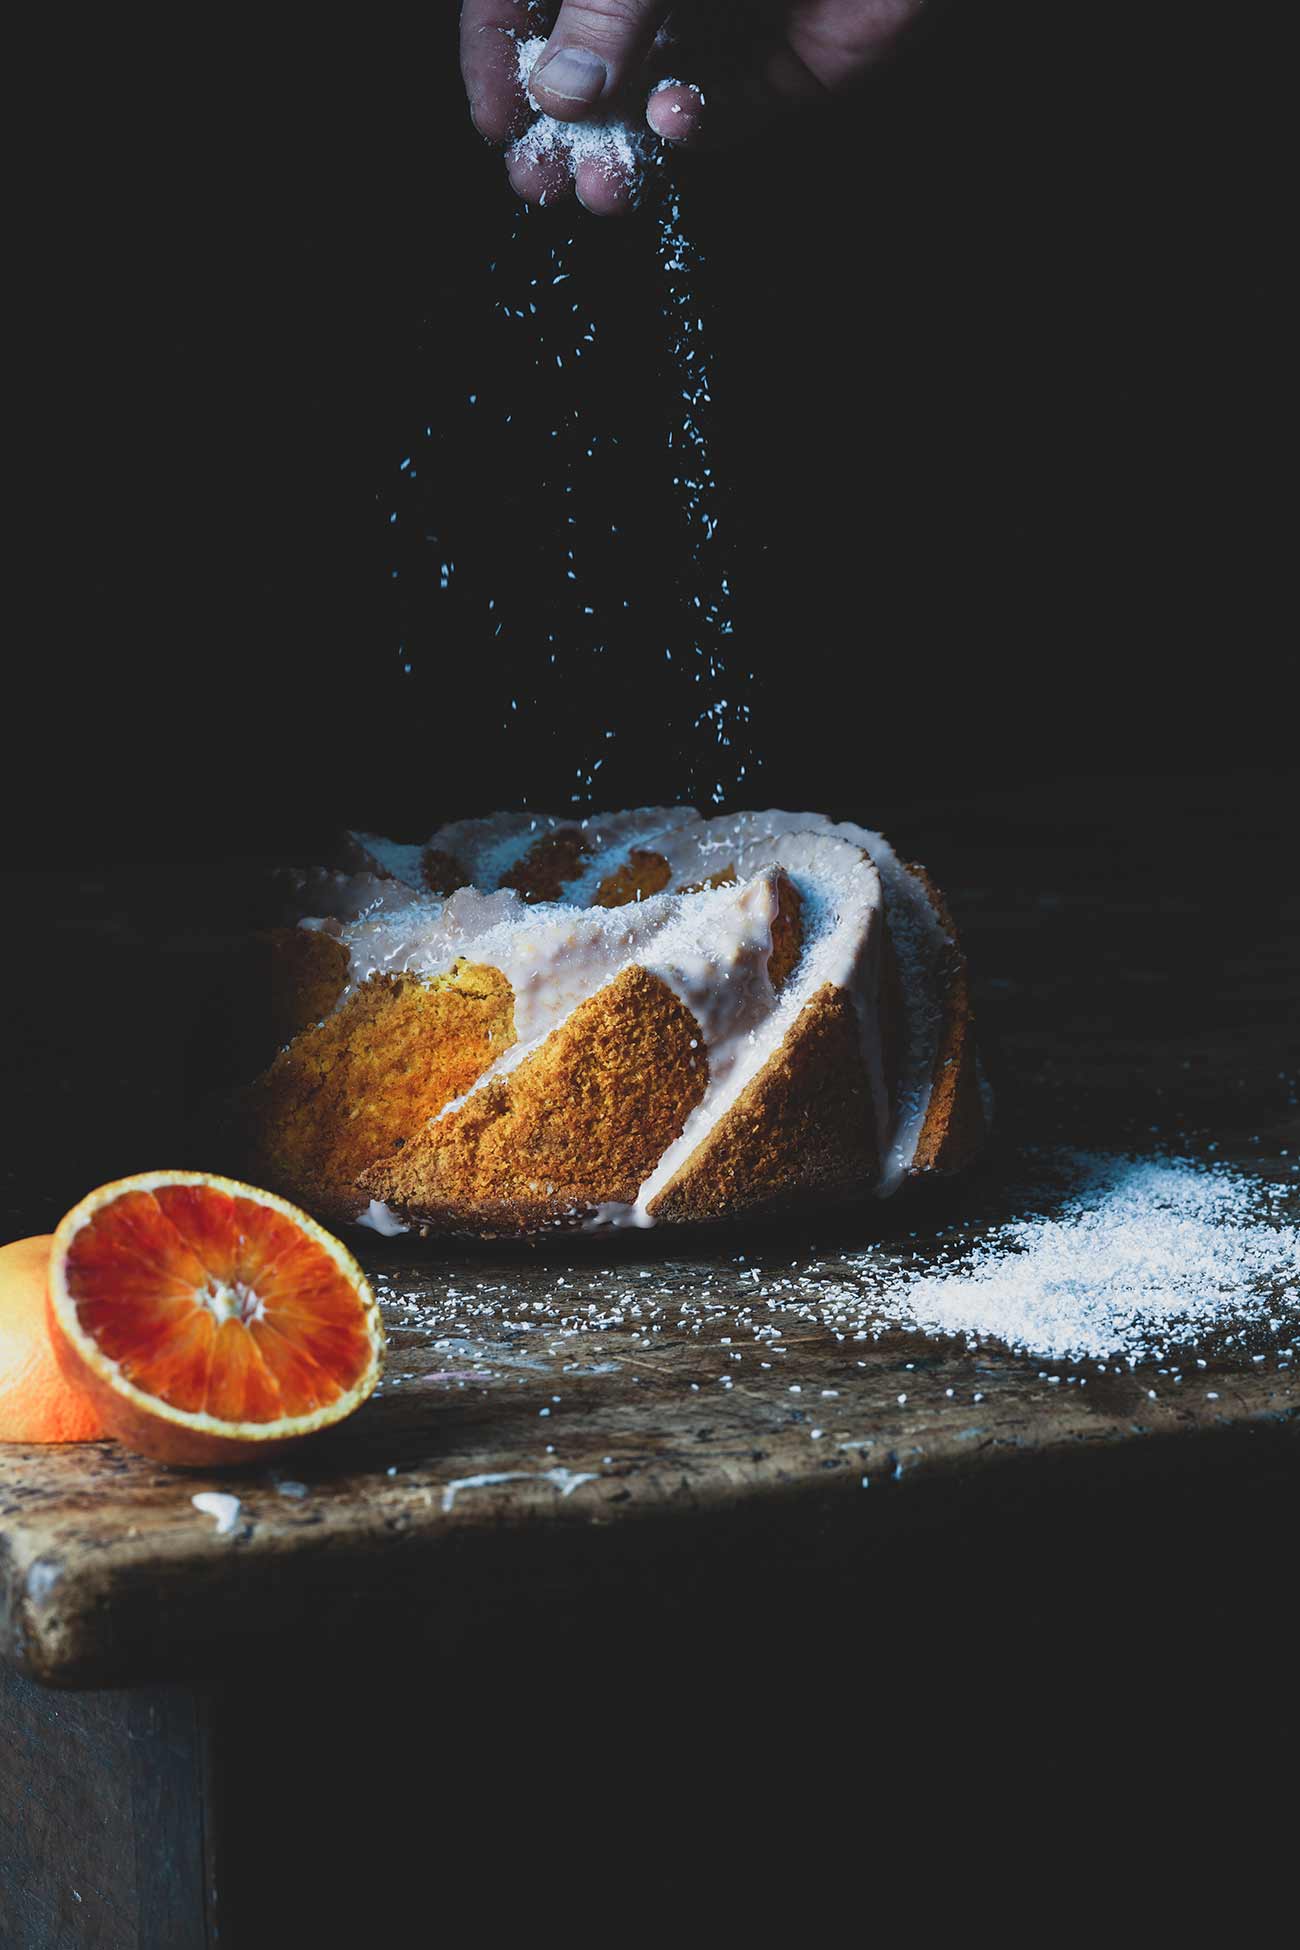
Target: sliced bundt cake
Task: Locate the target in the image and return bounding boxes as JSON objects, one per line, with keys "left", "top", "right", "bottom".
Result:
{"left": 236, "top": 808, "right": 987, "bottom": 1236}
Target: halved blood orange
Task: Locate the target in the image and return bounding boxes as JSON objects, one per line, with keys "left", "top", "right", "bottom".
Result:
{"left": 47, "top": 1172, "right": 384, "bottom": 1467}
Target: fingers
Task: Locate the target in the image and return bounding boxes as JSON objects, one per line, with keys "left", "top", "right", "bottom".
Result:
{"left": 638, "top": 46, "right": 819, "bottom": 157}
{"left": 463, "top": 0, "right": 652, "bottom": 214}
{"left": 788, "top": 1, "right": 928, "bottom": 93}
{"left": 643, "top": 2, "right": 927, "bottom": 154}
{"left": 573, "top": 156, "right": 637, "bottom": 215}
{"left": 505, "top": 140, "right": 573, "bottom": 206}
{"left": 528, "top": 1, "right": 669, "bottom": 120}
{"left": 460, "top": 0, "right": 541, "bottom": 142}
{"left": 466, "top": 0, "right": 925, "bottom": 215}
{"left": 645, "top": 79, "right": 707, "bottom": 146}
{"left": 508, "top": 139, "right": 639, "bottom": 214}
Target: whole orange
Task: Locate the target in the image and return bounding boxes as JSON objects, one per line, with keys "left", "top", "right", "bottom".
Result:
{"left": 0, "top": 1235, "right": 107, "bottom": 1442}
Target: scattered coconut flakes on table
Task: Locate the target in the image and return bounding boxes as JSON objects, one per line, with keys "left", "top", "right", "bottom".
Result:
{"left": 367, "top": 1153, "right": 1296, "bottom": 1381}
{"left": 191, "top": 1492, "right": 242, "bottom": 1536}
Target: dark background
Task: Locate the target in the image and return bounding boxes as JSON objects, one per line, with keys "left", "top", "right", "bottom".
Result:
{"left": 5, "top": 13, "right": 1294, "bottom": 1901}
{"left": 26, "top": 2, "right": 1292, "bottom": 865}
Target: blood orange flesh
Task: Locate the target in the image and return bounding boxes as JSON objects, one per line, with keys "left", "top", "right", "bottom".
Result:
{"left": 48, "top": 1173, "right": 384, "bottom": 1466}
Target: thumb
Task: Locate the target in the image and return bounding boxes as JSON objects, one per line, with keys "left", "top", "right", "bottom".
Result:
{"left": 528, "top": 2, "right": 669, "bottom": 120}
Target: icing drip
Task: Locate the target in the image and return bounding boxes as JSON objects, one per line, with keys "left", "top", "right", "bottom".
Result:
{"left": 357, "top": 1199, "right": 410, "bottom": 1238}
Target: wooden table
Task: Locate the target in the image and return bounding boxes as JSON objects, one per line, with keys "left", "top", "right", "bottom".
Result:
{"left": 2, "top": 777, "right": 1296, "bottom": 1945}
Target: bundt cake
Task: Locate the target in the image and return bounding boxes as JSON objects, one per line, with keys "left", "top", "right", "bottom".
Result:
{"left": 235, "top": 808, "right": 988, "bottom": 1237}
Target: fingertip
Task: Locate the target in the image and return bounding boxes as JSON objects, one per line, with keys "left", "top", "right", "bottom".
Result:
{"left": 573, "top": 158, "right": 634, "bottom": 218}
{"left": 505, "top": 145, "right": 572, "bottom": 207}
{"left": 573, "top": 158, "right": 635, "bottom": 218}
{"left": 471, "top": 94, "right": 526, "bottom": 145}
{"left": 529, "top": 45, "right": 609, "bottom": 122}
{"left": 646, "top": 81, "right": 706, "bottom": 146}
{"left": 463, "top": 22, "right": 532, "bottom": 145}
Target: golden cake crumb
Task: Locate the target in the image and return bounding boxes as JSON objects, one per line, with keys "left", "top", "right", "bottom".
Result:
{"left": 362, "top": 965, "right": 708, "bottom": 1227}
{"left": 243, "top": 961, "right": 515, "bottom": 1222}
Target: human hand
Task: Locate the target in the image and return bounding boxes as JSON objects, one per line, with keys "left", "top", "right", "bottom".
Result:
{"left": 461, "top": 2, "right": 926, "bottom": 214}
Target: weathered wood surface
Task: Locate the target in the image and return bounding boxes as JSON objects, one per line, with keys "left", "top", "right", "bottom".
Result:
{"left": 1, "top": 778, "right": 1295, "bottom": 1689}
{"left": 0, "top": 1664, "right": 214, "bottom": 1948}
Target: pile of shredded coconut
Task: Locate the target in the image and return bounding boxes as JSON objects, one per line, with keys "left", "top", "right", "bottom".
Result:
{"left": 510, "top": 35, "right": 660, "bottom": 191}
{"left": 369, "top": 1152, "right": 1296, "bottom": 1377}
{"left": 844, "top": 1153, "right": 1298, "bottom": 1363}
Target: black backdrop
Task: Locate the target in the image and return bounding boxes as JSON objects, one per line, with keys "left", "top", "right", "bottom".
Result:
{"left": 6, "top": 13, "right": 1294, "bottom": 1870}
{"left": 29, "top": 2, "right": 1291, "bottom": 865}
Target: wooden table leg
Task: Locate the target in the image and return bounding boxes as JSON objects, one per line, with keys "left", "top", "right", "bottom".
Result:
{"left": 0, "top": 1663, "right": 215, "bottom": 1949}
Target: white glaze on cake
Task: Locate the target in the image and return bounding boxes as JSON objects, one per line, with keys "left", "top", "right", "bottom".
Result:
{"left": 619, "top": 832, "right": 886, "bottom": 1226}
{"left": 284, "top": 868, "right": 409, "bottom": 933}
{"left": 295, "top": 808, "right": 961, "bottom": 1229}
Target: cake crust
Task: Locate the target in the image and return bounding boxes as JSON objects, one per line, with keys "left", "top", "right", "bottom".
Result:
{"left": 906, "top": 865, "right": 985, "bottom": 1177}
{"left": 500, "top": 828, "right": 592, "bottom": 902}
{"left": 264, "top": 927, "right": 351, "bottom": 1046}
